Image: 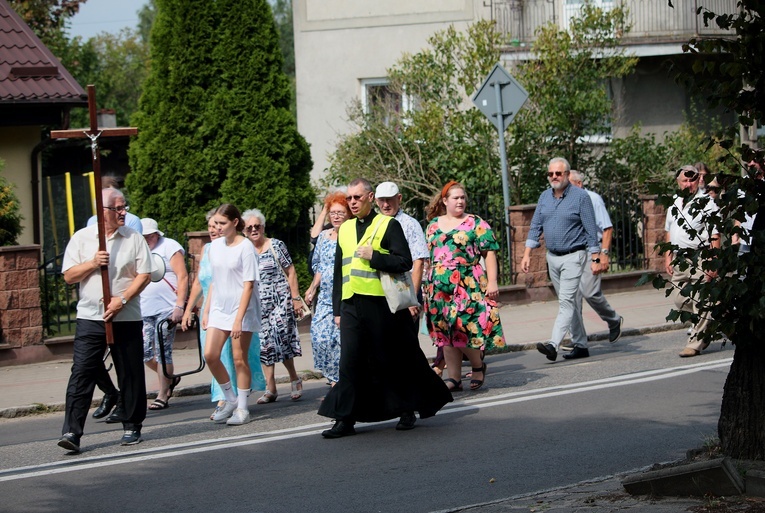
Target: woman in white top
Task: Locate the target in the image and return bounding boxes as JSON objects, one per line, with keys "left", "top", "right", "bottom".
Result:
{"left": 203, "top": 204, "right": 262, "bottom": 425}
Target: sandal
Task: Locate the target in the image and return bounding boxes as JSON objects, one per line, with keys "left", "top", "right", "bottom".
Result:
{"left": 256, "top": 391, "right": 278, "bottom": 404}
{"left": 149, "top": 398, "right": 169, "bottom": 410}
{"left": 470, "top": 363, "right": 487, "bottom": 391}
{"left": 290, "top": 379, "right": 303, "bottom": 401}
{"left": 169, "top": 376, "right": 181, "bottom": 397}
{"left": 443, "top": 378, "right": 463, "bottom": 391}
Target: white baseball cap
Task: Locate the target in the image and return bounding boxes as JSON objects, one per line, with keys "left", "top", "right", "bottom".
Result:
{"left": 375, "top": 181, "right": 400, "bottom": 198}
{"left": 141, "top": 218, "right": 164, "bottom": 236}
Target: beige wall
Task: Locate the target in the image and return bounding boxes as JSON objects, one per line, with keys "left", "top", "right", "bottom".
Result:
{"left": 293, "top": 0, "right": 489, "bottom": 186}
{"left": 0, "top": 126, "right": 41, "bottom": 246}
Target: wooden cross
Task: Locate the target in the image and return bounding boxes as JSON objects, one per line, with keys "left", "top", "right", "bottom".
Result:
{"left": 51, "top": 85, "right": 138, "bottom": 344}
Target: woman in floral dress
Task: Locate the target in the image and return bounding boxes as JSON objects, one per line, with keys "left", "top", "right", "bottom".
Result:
{"left": 304, "top": 192, "right": 352, "bottom": 386}
{"left": 424, "top": 181, "right": 506, "bottom": 391}
{"left": 243, "top": 209, "right": 304, "bottom": 403}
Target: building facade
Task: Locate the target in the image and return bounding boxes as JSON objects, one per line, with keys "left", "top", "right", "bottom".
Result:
{"left": 293, "top": 0, "right": 738, "bottom": 182}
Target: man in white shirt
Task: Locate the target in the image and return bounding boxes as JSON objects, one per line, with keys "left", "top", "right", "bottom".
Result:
{"left": 58, "top": 188, "right": 151, "bottom": 452}
{"left": 665, "top": 165, "right": 720, "bottom": 357}
{"left": 568, "top": 170, "right": 623, "bottom": 346}
{"left": 375, "top": 181, "right": 428, "bottom": 325}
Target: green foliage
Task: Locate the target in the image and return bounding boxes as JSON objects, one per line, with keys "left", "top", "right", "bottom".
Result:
{"left": 62, "top": 29, "right": 150, "bottom": 127}
{"left": 127, "top": 0, "right": 313, "bottom": 256}
{"left": 590, "top": 118, "right": 731, "bottom": 195}
{"left": 510, "top": 1, "right": 638, "bottom": 183}
{"left": 654, "top": 0, "right": 765, "bottom": 460}
{"left": 326, "top": 20, "right": 506, "bottom": 212}
{"left": 326, "top": 3, "right": 638, "bottom": 210}
{"left": 8, "top": 0, "right": 85, "bottom": 56}
{"left": 0, "top": 163, "right": 24, "bottom": 246}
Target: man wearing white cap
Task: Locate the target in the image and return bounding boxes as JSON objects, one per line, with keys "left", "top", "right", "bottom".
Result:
{"left": 375, "top": 181, "right": 429, "bottom": 324}
{"left": 140, "top": 218, "right": 188, "bottom": 410}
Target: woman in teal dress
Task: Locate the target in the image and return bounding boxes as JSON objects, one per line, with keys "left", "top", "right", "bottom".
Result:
{"left": 424, "top": 181, "right": 506, "bottom": 392}
{"left": 182, "top": 213, "right": 265, "bottom": 419}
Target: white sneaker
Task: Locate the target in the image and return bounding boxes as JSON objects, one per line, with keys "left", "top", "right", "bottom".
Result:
{"left": 212, "top": 401, "right": 237, "bottom": 423}
{"left": 226, "top": 408, "right": 251, "bottom": 426}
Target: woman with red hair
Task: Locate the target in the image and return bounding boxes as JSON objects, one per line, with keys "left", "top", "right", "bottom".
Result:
{"left": 424, "top": 181, "right": 506, "bottom": 391}
{"left": 304, "top": 192, "right": 352, "bottom": 386}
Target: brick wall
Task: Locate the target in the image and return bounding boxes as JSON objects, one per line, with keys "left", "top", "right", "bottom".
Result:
{"left": 640, "top": 194, "right": 666, "bottom": 272}
{"left": 0, "top": 245, "right": 43, "bottom": 351}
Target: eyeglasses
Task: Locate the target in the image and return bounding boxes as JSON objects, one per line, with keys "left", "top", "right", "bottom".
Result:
{"left": 547, "top": 171, "right": 565, "bottom": 178}
{"left": 104, "top": 205, "right": 129, "bottom": 213}
{"left": 681, "top": 170, "right": 699, "bottom": 180}
{"left": 328, "top": 211, "right": 347, "bottom": 218}
{"left": 346, "top": 194, "right": 366, "bottom": 202}
{"left": 245, "top": 224, "right": 262, "bottom": 232}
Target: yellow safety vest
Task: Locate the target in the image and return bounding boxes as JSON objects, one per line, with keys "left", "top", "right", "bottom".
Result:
{"left": 338, "top": 215, "right": 392, "bottom": 299}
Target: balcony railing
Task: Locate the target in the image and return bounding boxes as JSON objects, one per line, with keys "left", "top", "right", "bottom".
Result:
{"left": 492, "top": 0, "right": 738, "bottom": 47}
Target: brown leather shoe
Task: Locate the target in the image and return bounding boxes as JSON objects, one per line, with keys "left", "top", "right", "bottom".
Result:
{"left": 679, "top": 347, "right": 700, "bottom": 357}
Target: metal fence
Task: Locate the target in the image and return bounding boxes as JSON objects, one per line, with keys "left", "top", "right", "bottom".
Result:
{"left": 39, "top": 253, "right": 79, "bottom": 338}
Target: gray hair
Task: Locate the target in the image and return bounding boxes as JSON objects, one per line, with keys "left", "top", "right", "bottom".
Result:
{"left": 242, "top": 208, "right": 266, "bottom": 228}
{"left": 102, "top": 188, "right": 125, "bottom": 207}
{"left": 675, "top": 164, "right": 698, "bottom": 179}
{"left": 205, "top": 208, "right": 217, "bottom": 222}
{"left": 568, "top": 169, "right": 584, "bottom": 183}
{"left": 348, "top": 178, "right": 374, "bottom": 193}
{"left": 548, "top": 157, "right": 571, "bottom": 172}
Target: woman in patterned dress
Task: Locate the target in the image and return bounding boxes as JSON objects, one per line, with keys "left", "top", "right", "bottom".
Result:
{"left": 243, "top": 209, "right": 304, "bottom": 403}
{"left": 182, "top": 211, "right": 264, "bottom": 419}
{"left": 424, "top": 181, "right": 506, "bottom": 391}
{"left": 304, "top": 192, "right": 351, "bottom": 386}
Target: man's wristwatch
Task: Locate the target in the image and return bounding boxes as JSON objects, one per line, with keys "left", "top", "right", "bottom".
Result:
{"left": 120, "top": 295, "right": 127, "bottom": 306}
{"left": 601, "top": 249, "right": 609, "bottom": 255}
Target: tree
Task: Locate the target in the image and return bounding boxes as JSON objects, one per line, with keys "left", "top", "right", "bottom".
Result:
{"left": 0, "top": 160, "right": 24, "bottom": 246}
{"left": 63, "top": 29, "right": 150, "bottom": 127}
{"left": 509, "top": 1, "right": 638, "bottom": 197}
{"left": 648, "top": 1, "right": 765, "bottom": 460}
{"left": 326, "top": 3, "right": 638, "bottom": 211}
{"left": 8, "top": 0, "right": 86, "bottom": 55}
{"left": 127, "top": 0, "right": 313, "bottom": 240}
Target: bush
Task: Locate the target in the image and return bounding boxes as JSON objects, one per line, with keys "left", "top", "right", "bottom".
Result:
{"left": 0, "top": 163, "right": 23, "bottom": 246}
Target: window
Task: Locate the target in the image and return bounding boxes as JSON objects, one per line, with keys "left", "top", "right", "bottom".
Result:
{"left": 360, "top": 78, "right": 414, "bottom": 125}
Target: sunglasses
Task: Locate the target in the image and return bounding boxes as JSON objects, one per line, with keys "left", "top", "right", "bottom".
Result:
{"left": 680, "top": 170, "right": 699, "bottom": 179}
{"left": 245, "top": 224, "right": 262, "bottom": 232}
{"left": 547, "top": 171, "right": 565, "bottom": 178}
{"left": 345, "top": 194, "right": 366, "bottom": 202}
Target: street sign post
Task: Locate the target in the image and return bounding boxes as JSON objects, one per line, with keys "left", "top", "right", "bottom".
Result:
{"left": 471, "top": 63, "right": 529, "bottom": 279}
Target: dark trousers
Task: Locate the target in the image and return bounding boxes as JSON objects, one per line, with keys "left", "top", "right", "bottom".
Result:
{"left": 62, "top": 320, "right": 146, "bottom": 438}
{"left": 318, "top": 295, "right": 451, "bottom": 423}
{"left": 94, "top": 363, "right": 118, "bottom": 396}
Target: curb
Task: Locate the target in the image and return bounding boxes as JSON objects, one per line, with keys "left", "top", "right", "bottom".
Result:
{"left": 0, "top": 324, "right": 683, "bottom": 419}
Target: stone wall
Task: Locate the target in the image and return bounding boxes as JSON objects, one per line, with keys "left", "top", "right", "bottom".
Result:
{"left": 0, "top": 245, "right": 44, "bottom": 364}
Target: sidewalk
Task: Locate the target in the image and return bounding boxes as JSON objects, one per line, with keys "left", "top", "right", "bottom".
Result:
{"left": 0, "top": 286, "right": 678, "bottom": 417}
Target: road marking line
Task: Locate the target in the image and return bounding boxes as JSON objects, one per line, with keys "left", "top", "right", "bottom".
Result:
{"left": 0, "top": 358, "right": 731, "bottom": 483}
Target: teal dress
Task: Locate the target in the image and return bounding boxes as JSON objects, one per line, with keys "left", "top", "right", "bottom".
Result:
{"left": 199, "top": 243, "right": 265, "bottom": 400}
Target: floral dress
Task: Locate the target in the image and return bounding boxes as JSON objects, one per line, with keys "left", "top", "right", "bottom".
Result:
{"left": 309, "top": 229, "right": 341, "bottom": 383}
{"left": 199, "top": 244, "right": 264, "bottom": 400}
{"left": 256, "top": 239, "right": 302, "bottom": 366}
{"left": 424, "top": 214, "right": 506, "bottom": 350}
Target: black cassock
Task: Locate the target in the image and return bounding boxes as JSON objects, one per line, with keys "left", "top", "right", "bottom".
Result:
{"left": 318, "top": 212, "right": 452, "bottom": 423}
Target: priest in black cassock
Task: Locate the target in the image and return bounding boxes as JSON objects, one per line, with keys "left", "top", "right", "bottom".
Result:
{"left": 318, "top": 178, "right": 452, "bottom": 438}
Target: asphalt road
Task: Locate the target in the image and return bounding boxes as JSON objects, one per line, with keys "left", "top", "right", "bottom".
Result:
{"left": 0, "top": 330, "right": 732, "bottom": 513}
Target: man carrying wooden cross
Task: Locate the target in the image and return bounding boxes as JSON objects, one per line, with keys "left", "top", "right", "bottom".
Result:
{"left": 57, "top": 188, "right": 152, "bottom": 452}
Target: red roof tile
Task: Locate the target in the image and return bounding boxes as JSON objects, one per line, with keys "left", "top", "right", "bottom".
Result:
{"left": 0, "top": 0, "right": 86, "bottom": 104}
